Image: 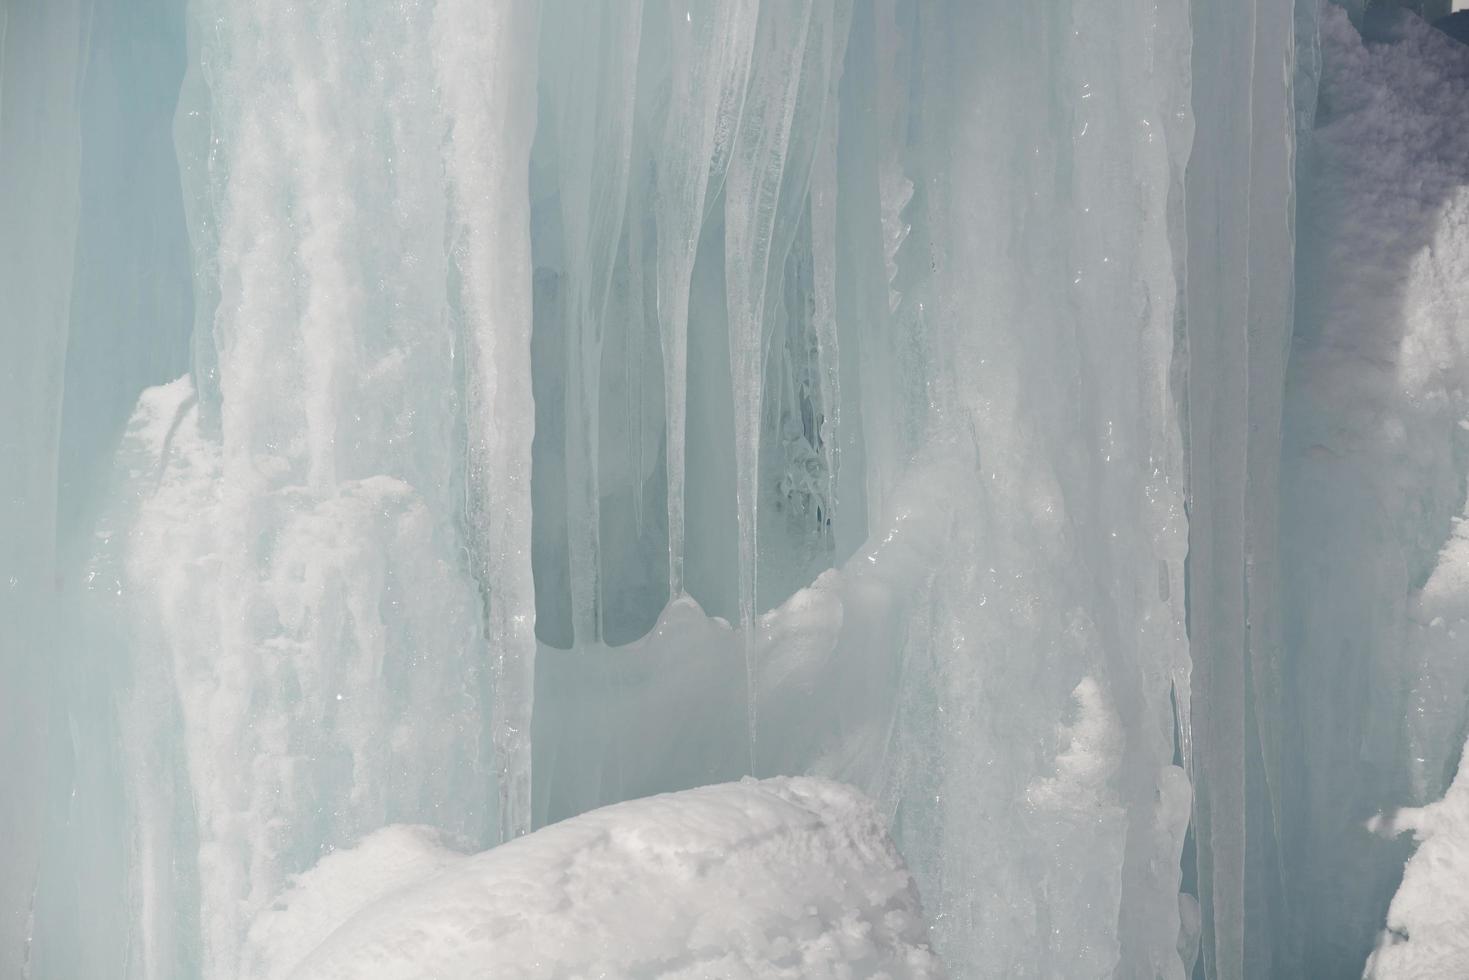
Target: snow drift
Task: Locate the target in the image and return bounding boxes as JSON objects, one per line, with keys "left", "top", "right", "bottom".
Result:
{"left": 247, "top": 778, "right": 940, "bottom": 980}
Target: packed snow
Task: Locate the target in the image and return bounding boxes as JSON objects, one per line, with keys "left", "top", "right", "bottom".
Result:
{"left": 252, "top": 778, "right": 940, "bottom": 980}
{"left": 1365, "top": 738, "right": 1469, "bottom": 979}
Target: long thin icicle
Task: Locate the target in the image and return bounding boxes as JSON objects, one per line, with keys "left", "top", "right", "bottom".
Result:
{"left": 433, "top": 0, "right": 541, "bottom": 842}
{"left": 724, "top": 0, "right": 816, "bottom": 766}
{"left": 546, "top": 0, "right": 644, "bottom": 645}
{"left": 803, "top": 1, "right": 850, "bottom": 538}
{"left": 654, "top": 0, "right": 758, "bottom": 597}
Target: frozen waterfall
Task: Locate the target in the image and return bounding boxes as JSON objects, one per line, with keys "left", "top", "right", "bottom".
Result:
{"left": 7, "top": 0, "right": 1469, "bottom": 977}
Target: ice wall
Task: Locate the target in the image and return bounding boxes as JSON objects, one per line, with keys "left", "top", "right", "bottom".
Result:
{"left": 45, "top": 2, "right": 1202, "bottom": 972}
{"left": 16, "top": 0, "right": 1469, "bottom": 978}
{"left": 15, "top": 0, "right": 1196, "bottom": 976}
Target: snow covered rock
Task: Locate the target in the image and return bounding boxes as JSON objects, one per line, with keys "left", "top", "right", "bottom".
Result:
{"left": 255, "top": 777, "right": 942, "bottom": 980}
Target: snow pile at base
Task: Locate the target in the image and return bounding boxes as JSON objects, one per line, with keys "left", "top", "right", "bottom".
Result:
{"left": 1365, "top": 738, "right": 1469, "bottom": 979}
{"left": 241, "top": 827, "right": 464, "bottom": 980}
{"left": 257, "top": 777, "right": 942, "bottom": 980}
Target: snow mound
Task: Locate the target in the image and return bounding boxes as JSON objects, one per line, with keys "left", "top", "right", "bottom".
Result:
{"left": 242, "top": 825, "right": 465, "bottom": 980}
{"left": 1366, "top": 738, "right": 1469, "bottom": 979}
{"left": 263, "top": 777, "right": 942, "bottom": 979}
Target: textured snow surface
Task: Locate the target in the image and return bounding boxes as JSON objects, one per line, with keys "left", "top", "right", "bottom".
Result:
{"left": 262, "top": 778, "right": 940, "bottom": 980}
{"left": 1366, "top": 740, "right": 1469, "bottom": 979}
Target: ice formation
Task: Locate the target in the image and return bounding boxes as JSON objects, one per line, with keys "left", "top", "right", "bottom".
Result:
{"left": 6, "top": 0, "right": 1469, "bottom": 978}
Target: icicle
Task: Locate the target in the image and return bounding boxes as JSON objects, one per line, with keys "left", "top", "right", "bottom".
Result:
{"left": 654, "top": 0, "right": 759, "bottom": 598}
{"left": 628, "top": 170, "right": 648, "bottom": 539}
{"left": 624, "top": 117, "right": 661, "bottom": 546}
{"left": 433, "top": 0, "right": 541, "bottom": 842}
{"left": 807, "top": 0, "right": 850, "bottom": 539}
{"left": 724, "top": 0, "right": 817, "bottom": 766}
{"left": 545, "top": 0, "right": 644, "bottom": 645}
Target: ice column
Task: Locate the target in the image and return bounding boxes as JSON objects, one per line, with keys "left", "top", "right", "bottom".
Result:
{"left": 1185, "top": 0, "right": 1308, "bottom": 974}
{"left": 435, "top": 0, "right": 542, "bottom": 843}
{"left": 101, "top": 2, "right": 531, "bottom": 974}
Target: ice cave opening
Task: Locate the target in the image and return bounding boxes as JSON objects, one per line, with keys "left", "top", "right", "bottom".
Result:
{"left": 6, "top": 0, "right": 1469, "bottom": 977}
